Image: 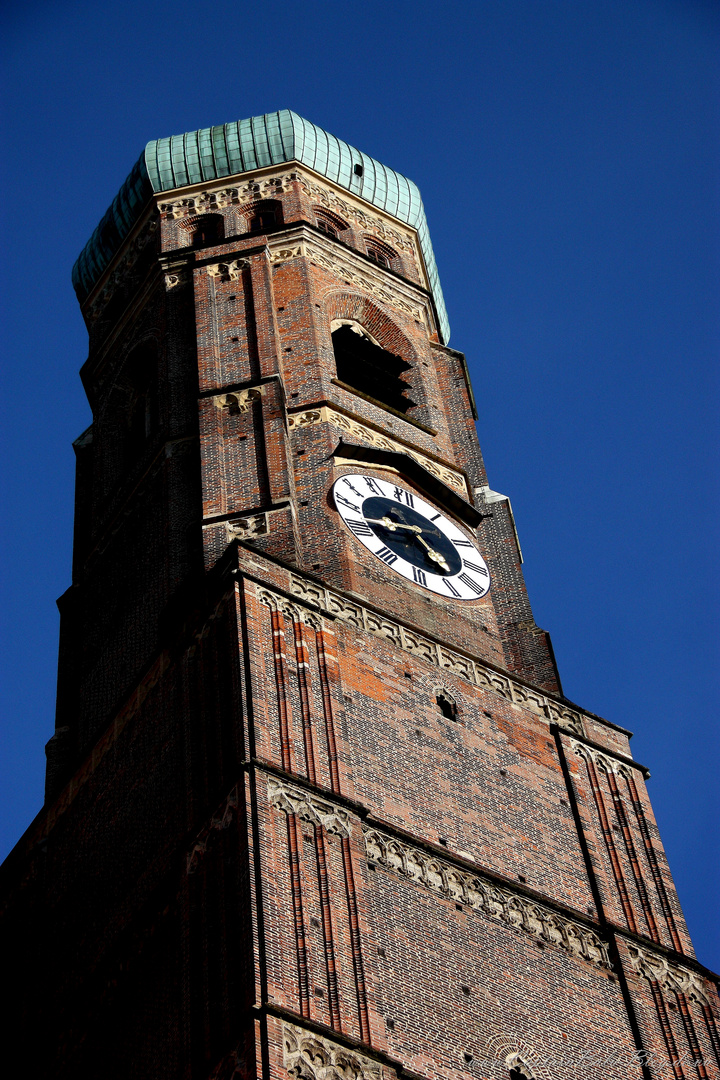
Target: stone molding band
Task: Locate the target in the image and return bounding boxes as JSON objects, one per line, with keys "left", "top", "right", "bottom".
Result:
{"left": 268, "top": 776, "right": 353, "bottom": 838}
{"left": 286, "top": 406, "right": 468, "bottom": 496}
{"left": 626, "top": 943, "right": 714, "bottom": 1006}
{"left": 258, "top": 587, "right": 324, "bottom": 630}
{"left": 283, "top": 1020, "right": 384, "bottom": 1080}
{"left": 363, "top": 826, "right": 612, "bottom": 971}
{"left": 570, "top": 738, "right": 633, "bottom": 778}
{"left": 281, "top": 575, "right": 587, "bottom": 738}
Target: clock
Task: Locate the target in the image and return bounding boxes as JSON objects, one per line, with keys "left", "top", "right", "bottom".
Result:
{"left": 331, "top": 472, "right": 490, "bottom": 601}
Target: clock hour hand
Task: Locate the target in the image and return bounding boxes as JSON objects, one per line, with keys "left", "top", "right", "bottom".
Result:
{"left": 364, "top": 516, "right": 423, "bottom": 534}
{"left": 364, "top": 516, "right": 451, "bottom": 572}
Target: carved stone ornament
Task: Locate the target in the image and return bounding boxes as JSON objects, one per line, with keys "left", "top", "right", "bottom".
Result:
{"left": 186, "top": 787, "right": 238, "bottom": 874}
{"left": 279, "top": 576, "right": 587, "bottom": 738}
{"left": 214, "top": 386, "right": 264, "bottom": 414}
{"left": 257, "top": 588, "right": 324, "bottom": 630}
{"left": 297, "top": 174, "right": 415, "bottom": 253}
{"left": 226, "top": 513, "right": 268, "bottom": 541}
{"left": 570, "top": 738, "right": 634, "bottom": 779}
{"left": 268, "top": 243, "right": 305, "bottom": 264}
{"left": 159, "top": 174, "right": 296, "bottom": 220}
{"left": 86, "top": 217, "right": 159, "bottom": 321}
{"left": 283, "top": 1021, "right": 384, "bottom": 1080}
{"left": 207, "top": 259, "right": 250, "bottom": 282}
{"left": 306, "top": 246, "right": 425, "bottom": 321}
{"left": 268, "top": 777, "right": 352, "bottom": 838}
{"left": 286, "top": 406, "right": 467, "bottom": 496}
{"left": 164, "top": 268, "right": 189, "bottom": 290}
{"left": 626, "top": 943, "right": 713, "bottom": 1005}
{"left": 363, "top": 826, "right": 611, "bottom": 970}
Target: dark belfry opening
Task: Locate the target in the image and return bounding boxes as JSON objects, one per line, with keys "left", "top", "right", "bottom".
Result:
{"left": 332, "top": 324, "right": 415, "bottom": 415}
{"left": 189, "top": 214, "right": 224, "bottom": 247}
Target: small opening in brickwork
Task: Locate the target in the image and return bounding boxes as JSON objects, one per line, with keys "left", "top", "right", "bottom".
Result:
{"left": 385, "top": 1018, "right": 394, "bottom": 1030}
{"left": 313, "top": 987, "right": 324, "bottom": 997}
{"left": 188, "top": 213, "right": 224, "bottom": 247}
{"left": 377, "top": 946, "right": 386, "bottom": 956}
{"left": 483, "top": 710, "right": 493, "bottom": 719}
{"left": 124, "top": 342, "right": 159, "bottom": 458}
{"left": 310, "top": 917, "right": 320, "bottom": 928}
{"left": 436, "top": 692, "right": 457, "bottom": 721}
{"left": 463, "top": 1052, "right": 474, "bottom": 1064}
{"left": 331, "top": 321, "right": 415, "bottom": 414}
{"left": 438, "top": 837, "right": 448, "bottom": 847}
{"left": 518, "top": 875, "right": 526, "bottom": 883}
{"left": 461, "top": 985, "right": 471, "bottom": 996}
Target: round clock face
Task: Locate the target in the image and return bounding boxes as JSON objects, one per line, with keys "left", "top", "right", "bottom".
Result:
{"left": 331, "top": 472, "right": 490, "bottom": 601}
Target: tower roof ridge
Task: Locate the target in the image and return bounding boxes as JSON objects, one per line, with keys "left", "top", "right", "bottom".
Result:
{"left": 71, "top": 109, "right": 450, "bottom": 343}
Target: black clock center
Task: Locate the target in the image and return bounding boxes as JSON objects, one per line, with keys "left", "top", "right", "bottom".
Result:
{"left": 361, "top": 496, "right": 462, "bottom": 577}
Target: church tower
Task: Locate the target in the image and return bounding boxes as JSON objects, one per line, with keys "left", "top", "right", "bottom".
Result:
{"left": 2, "top": 111, "right": 718, "bottom": 1080}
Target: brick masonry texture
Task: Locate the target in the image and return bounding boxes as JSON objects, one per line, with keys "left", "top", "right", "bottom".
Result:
{"left": 1, "top": 158, "right": 718, "bottom": 1080}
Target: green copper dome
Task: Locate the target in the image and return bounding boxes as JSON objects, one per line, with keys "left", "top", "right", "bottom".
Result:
{"left": 72, "top": 110, "right": 450, "bottom": 343}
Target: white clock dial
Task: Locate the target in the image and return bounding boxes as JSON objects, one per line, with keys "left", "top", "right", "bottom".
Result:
{"left": 331, "top": 473, "right": 490, "bottom": 601}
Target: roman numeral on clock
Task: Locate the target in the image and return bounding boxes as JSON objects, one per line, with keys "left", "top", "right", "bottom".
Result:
{"left": 364, "top": 477, "right": 384, "bottom": 495}
{"left": 452, "top": 539, "right": 473, "bottom": 548}
{"left": 443, "top": 578, "right": 461, "bottom": 598}
{"left": 412, "top": 566, "right": 427, "bottom": 586}
{"left": 346, "top": 519, "right": 374, "bottom": 537}
{"left": 342, "top": 478, "right": 363, "bottom": 497}
{"left": 463, "top": 559, "right": 489, "bottom": 577}
{"left": 393, "top": 487, "right": 414, "bottom": 507}
{"left": 375, "top": 545, "right": 398, "bottom": 566}
{"left": 458, "top": 572, "right": 484, "bottom": 595}
{"left": 336, "top": 494, "right": 360, "bottom": 513}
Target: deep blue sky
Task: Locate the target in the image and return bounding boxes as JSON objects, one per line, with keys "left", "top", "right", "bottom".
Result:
{"left": 1, "top": 1, "right": 718, "bottom": 970}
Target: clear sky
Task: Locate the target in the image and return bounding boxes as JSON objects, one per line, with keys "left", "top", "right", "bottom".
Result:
{"left": 1, "top": 0, "right": 718, "bottom": 971}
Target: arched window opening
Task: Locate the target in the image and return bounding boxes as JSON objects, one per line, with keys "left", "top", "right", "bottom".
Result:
{"left": 436, "top": 692, "right": 458, "bottom": 722}
{"left": 506, "top": 1054, "right": 534, "bottom": 1079}
{"left": 188, "top": 214, "right": 224, "bottom": 247}
{"left": 248, "top": 200, "right": 282, "bottom": 234}
{"left": 314, "top": 209, "right": 348, "bottom": 239}
{"left": 365, "top": 239, "right": 397, "bottom": 269}
{"left": 331, "top": 321, "right": 415, "bottom": 415}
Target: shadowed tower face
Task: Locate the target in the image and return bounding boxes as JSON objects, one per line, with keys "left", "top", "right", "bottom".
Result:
{"left": 3, "top": 111, "right": 718, "bottom": 1080}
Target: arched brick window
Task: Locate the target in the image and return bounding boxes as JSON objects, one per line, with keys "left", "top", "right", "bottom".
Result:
{"left": 186, "top": 213, "right": 224, "bottom": 247}
{"left": 331, "top": 319, "right": 415, "bottom": 415}
{"left": 314, "top": 208, "right": 349, "bottom": 239}
{"left": 506, "top": 1054, "right": 534, "bottom": 1079}
{"left": 435, "top": 691, "right": 458, "bottom": 721}
{"left": 365, "top": 238, "right": 397, "bottom": 269}
{"left": 247, "top": 199, "right": 282, "bottom": 234}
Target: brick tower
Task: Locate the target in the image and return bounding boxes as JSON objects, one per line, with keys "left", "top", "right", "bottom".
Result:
{"left": 1, "top": 111, "right": 718, "bottom": 1080}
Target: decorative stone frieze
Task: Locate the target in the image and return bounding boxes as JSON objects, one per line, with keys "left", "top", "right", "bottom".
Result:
{"left": 363, "top": 827, "right": 611, "bottom": 970}
{"left": 626, "top": 943, "right": 713, "bottom": 1005}
{"left": 158, "top": 176, "right": 296, "bottom": 219}
{"left": 570, "top": 738, "right": 633, "bottom": 778}
{"left": 283, "top": 1021, "right": 383, "bottom": 1080}
{"left": 164, "top": 269, "right": 189, "bottom": 290}
{"left": 268, "top": 777, "right": 352, "bottom": 838}
{"left": 297, "top": 175, "right": 415, "bottom": 253}
{"left": 186, "top": 787, "right": 238, "bottom": 874}
{"left": 281, "top": 575, "right": 586, "bottom": 737}
{"left": 214, "top": 386, "right": 264, "bottom": 414}
{"left": 268, "top": 244, "right": 305, "bottom": 264}
{"left": 265, "top": 232, "right": 428, "bottom": 324}
{"left": 286, "top": 406, "right": 468, "bottom": 496}
{"left": 257, "top": 588, "right": 324, "bottom": 630}
{"left": 86, "top": 217, "right": 159, "bottom": 320}
{"left": 207, "top": 259, "right": 250, "bottom": 282}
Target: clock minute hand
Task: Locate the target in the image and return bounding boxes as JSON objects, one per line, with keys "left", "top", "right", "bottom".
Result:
{"left": 413, "top": 533, "right": 451, "bottom": 572}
